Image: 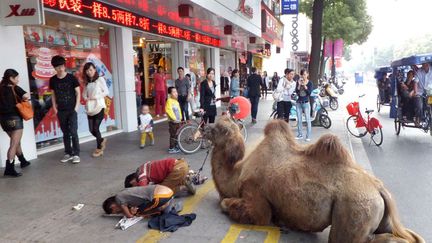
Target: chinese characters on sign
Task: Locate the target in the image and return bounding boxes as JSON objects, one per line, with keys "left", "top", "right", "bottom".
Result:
{"left": 281, "top": 0, "right": 298, "bottom": 15}
{"left": 43, "top": 0, "right": 221, "bottom": 47}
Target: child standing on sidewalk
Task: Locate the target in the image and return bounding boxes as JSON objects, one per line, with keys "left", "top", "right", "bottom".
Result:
{"left": 165, "top": 87, "right": 182, "bottom": 154}
{"left": 139, "top": 105, "right": 154, "bottom": 149}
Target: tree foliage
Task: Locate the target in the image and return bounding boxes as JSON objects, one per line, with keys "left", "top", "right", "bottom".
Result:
{"left": 300, "top": 0, "right": 372, "bottom": 45}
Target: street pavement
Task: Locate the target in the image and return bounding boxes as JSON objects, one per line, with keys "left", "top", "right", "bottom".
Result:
{"left": 0, "top": 81, "right": 428, "bottom": 243}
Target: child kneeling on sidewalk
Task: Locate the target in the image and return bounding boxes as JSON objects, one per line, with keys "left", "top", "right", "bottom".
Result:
{"left": 165, "top": 87, "right": 182, "bottom": 154}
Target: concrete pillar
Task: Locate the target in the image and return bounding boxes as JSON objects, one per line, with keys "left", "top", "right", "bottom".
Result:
{"left": 113, "top": 27, "right": 137, "bottom": 132}
{"left": 0, "top": 25, "right": 37, "bottom": 166}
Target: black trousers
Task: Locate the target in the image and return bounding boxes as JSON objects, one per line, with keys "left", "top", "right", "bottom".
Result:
{"left": 88, "top": 108, "right": 104, "bottom": 149}
{"left": 57, "top": 110, "right": 80, "bottom": 156}
{"left": 249, "top": 96, "right": 260, "bottom": 119}
{"left": 178, "top": 95, "right": 189, "bottom": 121}
{"left": 277, "top": 101, "right": 292, "bottom": 121}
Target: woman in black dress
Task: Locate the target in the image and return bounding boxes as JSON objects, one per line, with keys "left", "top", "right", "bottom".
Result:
{"left": 200, "top": 68, "right": 217, "bottom": 124}
{"left": 0, "top": 69, "right": 31, "bottom": 177}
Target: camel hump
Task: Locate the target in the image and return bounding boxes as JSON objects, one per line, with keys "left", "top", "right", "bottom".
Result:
{"left": 304, "top": 134, "right": 352, "bottom": 164}
{"left": 264, "top": 120, "right": 293, "bottom": 139}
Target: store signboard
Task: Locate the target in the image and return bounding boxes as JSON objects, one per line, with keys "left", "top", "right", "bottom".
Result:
{"left": 261, "top": 4, "right": 283, "bottom": 48}
{"left": 43, "top": 0, "right": 221, "bottom": 47}
{"left": 0, "top": 0, "right": 44, "bottom": 26}
{"left": 281, "top": 0, "right": 299, "bottom": 15}
{"left": 214, "top": 0, "right": 261, "bottom": 35}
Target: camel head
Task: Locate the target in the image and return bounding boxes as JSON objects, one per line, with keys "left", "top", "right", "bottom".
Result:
{"left": 204, "top": 116, "right": 245, "bottom": 165}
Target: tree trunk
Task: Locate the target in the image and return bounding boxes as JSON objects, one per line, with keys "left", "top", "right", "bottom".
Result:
{"left": 308, "top": 0, "right": 325, "bottom": 88}
{"left": 318, "top": 38, "right": 326, "bottom": 81}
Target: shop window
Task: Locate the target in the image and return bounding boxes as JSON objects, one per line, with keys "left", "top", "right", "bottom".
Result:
{"left": 24, "top": 12, "right": 117, "bottom": 149}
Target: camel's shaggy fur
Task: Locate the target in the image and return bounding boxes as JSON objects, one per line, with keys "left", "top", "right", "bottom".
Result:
{"left": 204, "top": 117, "right": 424, "bottom": 243}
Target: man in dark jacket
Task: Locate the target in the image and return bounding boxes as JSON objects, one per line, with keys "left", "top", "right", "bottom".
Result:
{"left": 246, "top": 67, "right": 262, "bottom": 124}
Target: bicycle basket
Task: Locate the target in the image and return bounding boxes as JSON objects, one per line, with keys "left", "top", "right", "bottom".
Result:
{"left": 346, "top": 102, "right": 359, "bottom": 116}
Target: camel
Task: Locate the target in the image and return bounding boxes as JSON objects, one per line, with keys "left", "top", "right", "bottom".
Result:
{"left": 203, "top": 117, "right": 424, "bottom": 243}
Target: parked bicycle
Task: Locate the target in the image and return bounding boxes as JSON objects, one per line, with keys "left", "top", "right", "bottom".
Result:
{"left": 346, "top": 95, "right": 383, "bottom": 146}
{"left": 177, "top": 105, "right": 247, "bottom": 154}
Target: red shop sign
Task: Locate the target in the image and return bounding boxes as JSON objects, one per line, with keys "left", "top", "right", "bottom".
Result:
{"left": 43, "top": 0, "right": 221, "bottom": 47}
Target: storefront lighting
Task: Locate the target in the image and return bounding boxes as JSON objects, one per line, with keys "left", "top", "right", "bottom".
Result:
{"left": 75, "top": 24, "right": 82, "bottom": 28}
{"left": 224, "top": 25, "right": 233, "bottom": 35}
{"left": 178, "top": 4, "right": 193, "bottom": 18}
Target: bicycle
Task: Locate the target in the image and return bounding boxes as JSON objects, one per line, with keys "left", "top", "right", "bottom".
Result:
{"left": 346, "top": 95, "right": 383, "bottom": 146}
{"left": 177, "top": 109, "right": 248, "bottom": 154}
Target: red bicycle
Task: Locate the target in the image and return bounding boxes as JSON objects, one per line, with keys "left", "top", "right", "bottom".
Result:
{"left": 346, "top": 95, "right": 383, "bottom": 146}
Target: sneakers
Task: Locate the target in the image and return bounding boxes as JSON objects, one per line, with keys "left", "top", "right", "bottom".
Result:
{"left": 168, "top": 148, "right": 181, "bottom": 154}
{"left": 150, "top": 140, "right": 155, "bottom": 146}
{"left": 140, "top": 144, "right": 145, "bottom": 149}
{"left": 184, "top": 178, "right": 196, "bottom": 195}
{"left": 251, "top": 119, "right": 257, "bottom": 124}
{"left": 101, "top": 138, "right": 107, "bottom": 150}
{"left": 295, "top": 135, "right": 303, "bottom": 140}
{"left": 305, "top": 138, "right": 311, "bottom": 142}
{"left": 60, "top": 154, "right": 73, "bottom": 163}
{"left": 72, "top": 156, "right": 80, "bottom": 164}
{"left": 92, "top": 149, "right": 103, "bottom": 157}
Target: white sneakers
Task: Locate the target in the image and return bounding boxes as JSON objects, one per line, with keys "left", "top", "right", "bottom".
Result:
{"left": 60, "top": 155, "right": 80, "bottom": 164}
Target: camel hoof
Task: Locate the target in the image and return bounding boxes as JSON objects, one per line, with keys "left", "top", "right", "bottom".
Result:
{"left": 220, "top": 199, "right": 229, "bottom": 212}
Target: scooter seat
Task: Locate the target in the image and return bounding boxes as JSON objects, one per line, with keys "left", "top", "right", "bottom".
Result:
{"left": 365, "top": 109, "right": 374, "bottom": 114}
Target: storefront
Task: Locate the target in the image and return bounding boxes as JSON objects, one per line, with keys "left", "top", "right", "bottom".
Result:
{"left": 0, "top": 0, "right": 260, "bottom": 166}
{"left": 24, "top": 12, "right": 118, "bottom": 149}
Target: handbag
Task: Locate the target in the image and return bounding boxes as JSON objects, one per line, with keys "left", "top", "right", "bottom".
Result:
{"left": 242, "top": 87, "right": 249, "bottom": 97}
{"left": 85, "top": 79, "right": 106, "bottom": 116}
{"left": 12, "top": 86, "right": 33, "bottom": 121}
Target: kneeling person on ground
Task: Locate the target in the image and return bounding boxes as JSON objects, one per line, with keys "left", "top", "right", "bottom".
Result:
{"left": 124, "top": 158, "right": 195, "bottom": 195}
{"left": 103, "top": 185, "right": 173, "bottom": 218}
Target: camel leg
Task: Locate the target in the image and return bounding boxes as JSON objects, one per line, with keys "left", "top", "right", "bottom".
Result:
{"left": 328, "top": 198, "right": 384, "bottom": 243}
{"left": 220, "top": 183, "right": 272, "bottom": 225}
{"left": 369, "top": 233, "right": 408, "bottom": 243}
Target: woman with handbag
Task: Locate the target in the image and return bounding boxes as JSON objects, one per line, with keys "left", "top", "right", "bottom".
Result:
{"left": 0, "top": 69, "right": 31, "bottom": 177}
{"left": 274, "top": 68, "right": 296, "bottom": 122}
{"left": 82, "top": 62, "right": 109, "bottom": 157}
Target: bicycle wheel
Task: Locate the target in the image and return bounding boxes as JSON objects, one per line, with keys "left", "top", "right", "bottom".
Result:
{"left": 177, "top": 125, "right": 203, "bottom": 154}
{"left": 394, "top": 119, "right": 401, "bottom": 135}
{"left": 346, "top": 115, "right": 367, "bottom": 137}
{"left": 319, "top": 114, "right": 332, "bottom": 129}
{"left": 237, "top": 121, "right": 248, "bottom": 141}
{"left": 377, "top": 95, "right": 381, "bottom": 112}
{"left": 371, "top": 127, "right": 383, "bottom": 146}
{"left": 329, "top": 98, "right": 338, "bottom": 110}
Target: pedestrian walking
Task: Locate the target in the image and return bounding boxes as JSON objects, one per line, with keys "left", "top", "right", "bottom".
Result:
{"left": 49, "top": 55, "right": 81, "bottom": 163}
{"left": 200, "top": 68, "right": 217, "bottom": 124}
{"left": 82, "top": 62, "right": 109, "bottom": 157}
{"left": 220, "top": 71, "right": 230, "bottom": 96}
{"left": 275, "top": 68, "right": 296, "bottom": 122}
{"left": 165, "top": 87, "right": 182, "bottom": 154}
{"left": 246, "top": 67, "right": 261, "bottom": 124}
{"left": 175, "top": 67, "right": 191, "bottom": 121}
{"left": 138, "top": 104, "right": 154, "bottom": 148}
{"left": 261, "top": 71, "right": 268, "bottom": 98}
{"left": 230, "top": 69, "right": 241, "bottom": 98}
{"left": 272, "top": 72, "right": 279, "bottom": 91}
{"left": 295, "top": 69, "right": 313, "bottom": 141}
{"left": 0, "top": 69, "right": 31, "bottom": 177}
{"left": 154, "top": 66, "right": 167, "bottom": 118}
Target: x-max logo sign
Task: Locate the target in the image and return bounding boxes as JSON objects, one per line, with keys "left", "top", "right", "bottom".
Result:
{"left": 5, "top": 4, "right": 36, "bottom": 18}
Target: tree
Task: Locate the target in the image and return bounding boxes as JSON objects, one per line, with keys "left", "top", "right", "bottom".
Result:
{"left": 300, "top": 0, "right": 372, "bottom": 86}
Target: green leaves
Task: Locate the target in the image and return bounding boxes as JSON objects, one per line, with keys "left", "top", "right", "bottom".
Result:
{"left": 300, "top": 0, "right": 372, "bottom": 44}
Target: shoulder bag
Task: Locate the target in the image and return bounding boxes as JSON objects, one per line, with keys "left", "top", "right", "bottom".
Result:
{"left": 12, "top": 86, "right": 33, "bottom": 121}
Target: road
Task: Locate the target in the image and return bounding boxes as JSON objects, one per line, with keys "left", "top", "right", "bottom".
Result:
{"left": 0, "top": 80, "right": 430, "bottom": 243}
